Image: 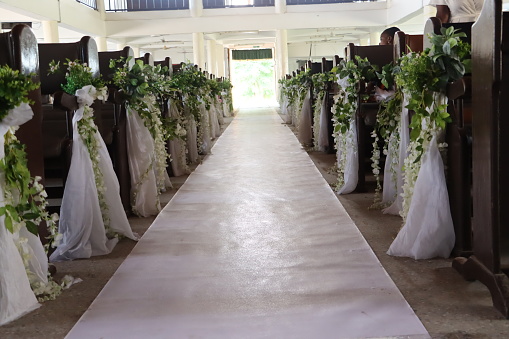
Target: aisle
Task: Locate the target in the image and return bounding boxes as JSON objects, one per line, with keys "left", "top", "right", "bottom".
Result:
{"left": 66, "top": 107, "right": 429, "bottom": 339}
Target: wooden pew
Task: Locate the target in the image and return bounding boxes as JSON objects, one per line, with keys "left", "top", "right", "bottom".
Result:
{"left": 135, "top": 52, "right": 154, "bottom": 66}
{"left": 423, "top": 17, "right": 475, "bottom": 256}
{"left": 38, "top": 36, "right": 100, "bottom": 211}
{"left": 98, "top": 46, "right": 135, "bottom": 213}
{"left": 345, "top": 43, "right": 393, "bottom": 192}
{"left": 452, "top": 0, "right": 509, "bottom": 318}
{"left": 394, "top": 31, "right": 423, "bottom": 59}
{"left": 0, "top": 24, "right": 47, "bottom": 241}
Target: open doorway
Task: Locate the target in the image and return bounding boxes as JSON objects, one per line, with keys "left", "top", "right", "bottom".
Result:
{"left": 229, "top": 49, "right": 277, "bottom": 108}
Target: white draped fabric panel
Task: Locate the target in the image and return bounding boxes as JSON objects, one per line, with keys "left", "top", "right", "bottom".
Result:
{"left": 51, "top": 90, "right": 137, "bottom": 261}
{"left": 126, "top": 106, "right": 161, "bottom": 217}
{"left": 185, "top": 113, "right": 199, "bottom": 164}
{"left": 387, "top": 135, "right": 455, "bottom": 259}
{"left": 318, "top": 93, "right": 329, "bottom": 152}
{"left": 383, "top": 94, "right": 410, "bottom": 215}
{"left": 388, "top": 94, "right": 455, "bottom": 259}
{"left": 168, "top": 100, "right": 189, "bottom": 177}
{"left": 199, "top": 103, "right": 212, "bottom": 155}
{"left": 0, "top": 103, "right": 41, "bottom": 325}
{"left": 337, "top": 121, "right": 358, "bottom": 195}
{"left": 298, "top": 90, "right": 313, "bottom": 146}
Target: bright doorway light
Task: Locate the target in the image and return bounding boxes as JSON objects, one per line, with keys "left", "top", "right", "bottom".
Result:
{"left": 230, "top": 58, "right": 277, "bottom": 108}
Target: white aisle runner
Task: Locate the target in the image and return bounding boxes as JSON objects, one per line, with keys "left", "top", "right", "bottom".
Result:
{"left": 66, "top": 107, "right": 429, "bottom": 339}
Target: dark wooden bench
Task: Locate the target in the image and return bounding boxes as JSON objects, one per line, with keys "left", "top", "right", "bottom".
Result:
{"left": 394, "top": 31, "right": 423, "bottom": 59}
{"left": 452, "top": 0, "right": 509, "bottom": 318}
{"left": 38, "top": 36, "right": 100, "bottom": 211}
{"left": 97, "top": 46, "right": 135, "bottom": 213}
{"left": 0, "top": 24, "right": 47, "bottom": 240}
{"left": 345, "top": 43, "right": 393, "bottom": 192}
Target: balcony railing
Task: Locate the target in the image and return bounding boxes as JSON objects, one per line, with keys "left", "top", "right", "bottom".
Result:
{"left": 105, "top": 0, "right": 189, "bottom": 11}
{"left": 286, "top": 0, "right": 375, "bottom": 5}
{"left": 105, "top": 0, "right": 376, "bottom": 11}
{"left": 203, "top": 0, "right": 274, "bottom": 8}
{"left": 77, "top": 0, "right": 98, "bottom": 9}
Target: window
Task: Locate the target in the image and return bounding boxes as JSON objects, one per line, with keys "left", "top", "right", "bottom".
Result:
{"left": 77, "top": 0, "right": 98, "bottom": 9}
{"left": 203, "top": 0, "right": 274, "bottom": 9}
{"left": 105, "top": 0, "right": 189, "bottom": 12}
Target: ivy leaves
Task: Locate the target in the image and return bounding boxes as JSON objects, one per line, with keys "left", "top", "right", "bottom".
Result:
{"left": 0, "top": 65, "right": 39, "bottom": 120}
{"left": 0, "top": 132, "right": 46, "bottom": 236}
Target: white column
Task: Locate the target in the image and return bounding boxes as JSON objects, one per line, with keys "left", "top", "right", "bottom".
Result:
{"left": 42, "top": 21, "right": 59, "bottom": 43}
{"left": 116, "top": 39, "right": 127, "bottom": 51}
{"left": 193, "top": 32, "right": 206, "bottom": 69}
{"left": 359, "top": 38, "right": 370, "bottom": 46}
{"left": 207, "top": 39, "right": 216, "bottom": 75}
{"left": 216, "top": 43, "right": 225, "bottom": 78}
{"left": 275, "top": 29, "right": 289, "bottom": 81}
{"left": 189, "top": 0, "right": 203, "bottom": 17}
{"left": 369, "top": 30, "right": 381, "bottom": 45}
{"left": 96, "top": 37, "right": 108, "bottom": 52}
{"left": 132, "top": 46, "right": 141, "bottom": 58}
{"left": 275, "top": 0, "right": 286, "bottom": 14}
{"left": 97, "top": 0, "right": 106, "bottom": 20}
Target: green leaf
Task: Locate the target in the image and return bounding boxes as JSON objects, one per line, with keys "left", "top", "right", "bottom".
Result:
{"left": 25, "top": 221, "right": 39, "bottom": 236}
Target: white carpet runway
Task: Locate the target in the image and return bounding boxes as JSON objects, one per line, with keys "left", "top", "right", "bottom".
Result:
{"left": 66, "top": 107, "right": 429, "bottom": 339}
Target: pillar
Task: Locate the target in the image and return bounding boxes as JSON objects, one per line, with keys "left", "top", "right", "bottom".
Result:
{"left": 42, "top": 21, "right": 59, "bottom": 43}
{"left": 132, "top": 46, "right": 140, "bottom": 58}
{"left": 370, "top": 30, "right": 381, "bottom": 45}
{"left": 216, "top": 43, "right": 225, "bottom": 78}
{"left": 116, "top": 39, "right": 127, "bottom": 51}
{"left": 207, "top": 39, "right": 216, "bottom": 75}
{"left": 96, "top": 37, "right": 108, "bottom": 52}
{"left": 275, "top": 29, "right": 289, "bottom": 81}
{"left": 359, "top": 38, "right": 370, "bottom": 46}
{"left": 275, "top": 0, "right": 286, "bottom": 14}
{"left": 189, "top": 0, "right": 203, "bottom": 17}
{"left": 193, "top": 32, "right": 206, "bottom": 69}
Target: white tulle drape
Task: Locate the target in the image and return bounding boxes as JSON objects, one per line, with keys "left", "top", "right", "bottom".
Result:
{"left": 383, "top": 94, "right": 410, "bottom": 215}
{"left": 298, "top": 90, "right": 313, "bottom": 146}
{"left": 199, "top": 102, "right": 212, "bottom": 155}
{"left": 387, "top": 93, "right": 455, "bottom": 259}
{"left": 387, "top": 135, "right": 455, "bottom": 259}
{"left": 279, "top": 95, "right": 293, "bottom": 124}
{"left": 215, "top": 101, "right": 224, "bottom": 126}
{"left": 168, "top": 100, "right": 190, "bottom": 177}
{"left": 336, "top": 121, "right": 358, "bottom": 194}
{"left": 318, "top": 93, "right": 330, "bottom": 152}
{"left": 209, "top": 103, "right": 221, "bottom": 139}
{"left": 51, "top": 87, "right": 137, "bottom": 261}
{"left": 0, "top": 103, "right": 41, "bottom": 325}
{"left": 185, "top": 109, "right": 199, "bottom": 164}
{"left": 126, "top": 106, "right": 161, "bottom": 217}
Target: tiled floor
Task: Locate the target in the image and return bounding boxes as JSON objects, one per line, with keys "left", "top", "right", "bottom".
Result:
{"left": 66, "top": 107, "right": 429, "bottom": 339}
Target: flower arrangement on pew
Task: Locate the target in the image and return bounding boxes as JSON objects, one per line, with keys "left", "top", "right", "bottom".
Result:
{"left": 110, "top": 57, "right": 172, "bottom": 216}
{"left": 395, "top": 27, "right": 470, "bottom": 219}
{"left": 48, "top": 59, "right": 112, "bottom": 228}
{"left": 218, "top": 78, "right": 234, "bottom": 115}
{"left": 169, "top": 63, "right": 211, "bottom": 152}
{"left": 332, "top": 57, "right": 377, "bottom": 192}
{"left": 278, "top": 68, "right": 312, "bottom": 126}
{"left": 0, "top": 65, "right": 70, "bottom": 311}
{"left": 48, "top": 59, "right": 138, "bottom": 260}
